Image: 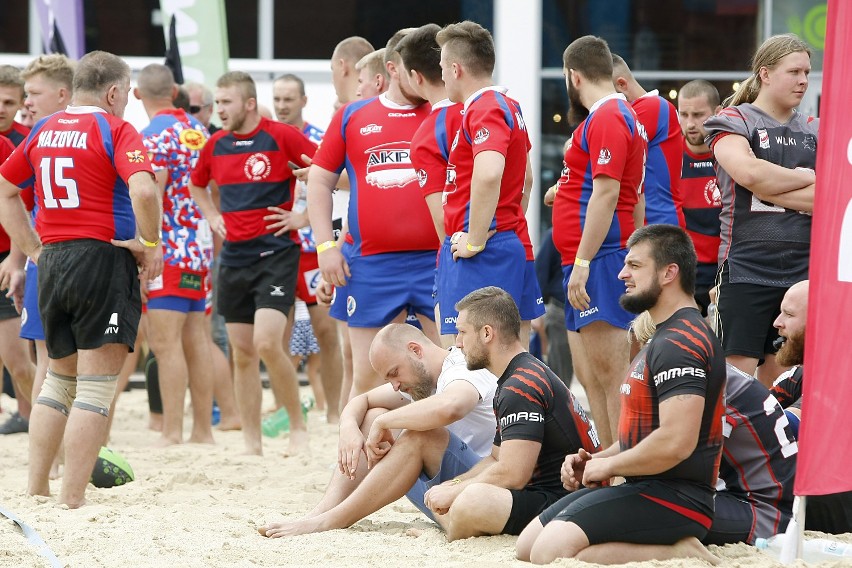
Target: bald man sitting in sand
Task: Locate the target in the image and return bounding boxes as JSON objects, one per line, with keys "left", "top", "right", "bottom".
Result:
{"left": 259, "top": 323, "right": 497, "bottom": 537}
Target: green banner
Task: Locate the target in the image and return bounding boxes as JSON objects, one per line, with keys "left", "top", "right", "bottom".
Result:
{"left": 159, "top": 0, "right": 230, "bottom": 87}
{"left": 772, "top": 0, "right": 827, "bottom": 69}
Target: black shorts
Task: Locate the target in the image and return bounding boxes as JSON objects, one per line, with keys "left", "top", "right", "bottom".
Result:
{"left": 503, "top": 487, "right": 566, "bottom": 535}
{"left": 39, "top": 240, "right": 141, "bottom": 359}
{"left": 716, "top": 261, "right": 787, "bottom": 361}
{"left": 217, "top": 246, "right": 299, "bottom": 324}
{"left": 539, "top": 481, "right": 711, "bottom": 545}
{"left": 0, "top": 251, "right": 19, "bottom": 320}
{"left": 702, "top": 491, "right": 754, "bottom": 545}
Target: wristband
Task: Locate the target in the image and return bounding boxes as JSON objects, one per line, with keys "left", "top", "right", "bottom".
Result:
{"left": 574, "top": 257, "right": 591, "bottom": 268}
{"left": 450, "top": 478, "right": 462, "bottom": 485}
{"left": 138, "top": 235, "right": 160, "bottom": 248}
{"left": 466, "top": 242, "right": 485, "bottom": 253}
{"left": 316, "top": 240, "right": 337, "bottom": 254}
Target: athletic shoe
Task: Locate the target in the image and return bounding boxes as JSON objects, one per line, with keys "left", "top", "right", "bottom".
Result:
{"left": 0, "top": 412, "right": 29, "bottom": 434}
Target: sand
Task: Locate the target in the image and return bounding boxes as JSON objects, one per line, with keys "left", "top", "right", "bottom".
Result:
{"left": 0, "top": 388, "right": 849, "bottom": 568}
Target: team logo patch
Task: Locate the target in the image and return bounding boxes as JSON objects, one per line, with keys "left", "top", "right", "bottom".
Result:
{"left": 244, "top": 153, "right": 272, "bottom": 181}
{"left": 416, "top": 169, "right": 428, "bottom": 188}
{"left": 365, "top": 142, "right": 417, "bottom": 188}
{"left": 179, "top": 272, "right": 202, "bottom": 291}
{"left": 360, "top": 124, "right": 382, "bottom": 135}
{"left": 346, "top": 295, "right": 357, "bottom": 317}
{"left": 758, "top": 128, "right": 770, "bottom": 149}
{"left": 473, "top": 127, "right": 490, "bottom": 145}
{"left": 442, "top": 164, "right": 457, "bottom": 205}
{"left": 126, "top": 150, "right": 145, "bottom": 163}
{"left": 597, "top": 148, "right": 612, "bottom": 165}
{"left": 20, "top": 308, "right": 27, "bottom": 326}
{"left": 147, "top": 274, "right": 164, "bottom": 291}
{"left": 269, "top": 285, "right": 286, "bottom": 297}
{"left": 179, "top": 128, "right": 206, "bottom": 150}
{"left": 704, "top": 179, "right": 721, "bottom": 207}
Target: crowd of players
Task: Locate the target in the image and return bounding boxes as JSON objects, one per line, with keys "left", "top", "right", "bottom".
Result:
{"left": 0, "top": 20, "right": 847, "bottom": 565}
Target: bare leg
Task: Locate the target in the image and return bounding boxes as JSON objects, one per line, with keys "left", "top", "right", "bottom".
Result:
{"left": 577, "top": 537, "right": 719, "bottom": 565}
{"left": 304, "top": 353, "right": 325, "bottom": 412}
{"left": 183, "top": 311, "right": 215, "bottom": 444}
{"left": 207, "top": 315, "right": 240, "bottom": 430}
{"left": 567, "top": 330, "right": 611, "bottom": 447}
{"left": 260, "top": 427, "right": 449, "bottom": 537}
{"left": 0, "top": 318, "right": 36, "bottom": 419}
{"left": 435, "top": 302, "right": 456, "bottom": 348}
{"left": 440, "top": 482, "right": 514, "bottom": 541}
{"left": 308, "top": 304, "right": 342, "bottom": 423}
{"left": 56, "top": 344, "right": 128, "bottom": 508}
{"left": 338, "top": 321, "right": 353, "bottom": 409}
{"left": 104, "top": 326, "right": 143, "bottom": 446}
{"left": 28, "top": 340, "right": 63, "bottom": 478}
{"left": 147, "top": 309, "right": 190, "bottom": 446}
{"left": 726, "top": 354, "right": 757, "bottom": 377}
{"left": 254, "top": 308, "right": 307, "bottom": 455}
{"left": 227, "top": 322, "right": 263, "bottom": 455}
{"left": 577, "top": 321, "right": 629, "bottom": 446}
{"left": 347, "top": 326, "right": 384, "bottom": 398}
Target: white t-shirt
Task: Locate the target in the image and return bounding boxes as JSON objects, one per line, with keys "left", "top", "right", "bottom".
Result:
{"left": 439, "top": 347, "right": 497, "bottom": 457}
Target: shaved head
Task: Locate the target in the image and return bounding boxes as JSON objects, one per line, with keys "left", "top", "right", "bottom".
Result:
{"left": 333, "top": 36, "right": 375, "bottom": 64}
{"left": 137, "top": 63, "right": 176, "bottom": 99}
{"left": 370, "top": 323, "right": 429, "bottom": 361}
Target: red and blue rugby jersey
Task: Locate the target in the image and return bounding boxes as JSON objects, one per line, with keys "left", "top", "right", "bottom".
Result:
{"left": 444, "top": 87, "right": 533, "bottom": 257}
{"left": 1, "top": 106, "right": 152, "bottom": 245}
{"left": 553, "top": 94, "right": 646, "bottom": 265}
{"left": 411, "top": 99, "right": 463, "bottom": 199}
{"left": 680, "top": 140, "right": 721, "bottom": 267}
{"left": 191, "top": 116, "right": 317, "bottom": 267}
{"left": 632, "top": 92, "right": 684, "bottom": 227}
{"left": 312, "top": 93, "right": 435, "bottom": 257}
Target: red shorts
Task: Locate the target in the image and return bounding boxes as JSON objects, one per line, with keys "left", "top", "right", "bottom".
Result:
{"left": 147, "top": 264, "right": 208, "bottom": 302}
{"left": 295, "top": 251, "right": 321, "bottom": 305}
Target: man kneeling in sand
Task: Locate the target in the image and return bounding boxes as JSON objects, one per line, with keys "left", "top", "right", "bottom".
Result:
{"left": 259, "top": 323, "right": 497, "bottom": 537}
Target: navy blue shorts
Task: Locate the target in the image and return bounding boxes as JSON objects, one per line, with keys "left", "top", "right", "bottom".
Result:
{"left": 344, "top": 250, "right": 436, "bottom": 328}
{"left": 147, "top": 295, "right": 206, "bottom": 313}
{"left": 20, "top": 259, "right": 45, "bottom": 340}
{"left": 562, "top": 249, "right": 633, "bottom": 332}
{"left": 436, "top": 231, "right": 544, "bottom": 335}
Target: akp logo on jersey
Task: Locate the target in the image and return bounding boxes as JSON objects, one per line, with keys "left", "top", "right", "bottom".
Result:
{"left": 364, "top": 142, "right": 417, "bottom": 188}
{"left": 473, "top": 127, "right": 490, "bottom": 145}
{"left": 179, "top": 128, "right": 206, "bottom": 151}
{"left": 758, "top": 128, "right": 770, "bottom": 149}
{"left": 704, "top": 179, "right": 722, "bottom": 207}
{"left": 244, "top": 153, "right": 272, "bottom": 181}
{"left": 126, "top": 150, "right": 145, "bottom": 163}
{"left": 597, "top": 148, "right": 612, "bottom": 165}
{"left": 416, "top": 169, "right": 428, "bottom": 188}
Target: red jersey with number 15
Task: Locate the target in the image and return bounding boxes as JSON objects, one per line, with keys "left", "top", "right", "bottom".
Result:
{"left": 552, "top": 94, "right": 645, "bottom": 265}
{"left": 0, "top": 106, "right": 153, "bottom": 245}
{"left": 444, "top": 88, "right": 533, "bottom": 256}
{"left": 312, "top": 93, "right": 435, "bottom": 257}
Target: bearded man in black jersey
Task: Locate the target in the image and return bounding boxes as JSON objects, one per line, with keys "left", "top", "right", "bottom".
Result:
{"left": 516, "top": 224, "right": 725, "bottom": 565}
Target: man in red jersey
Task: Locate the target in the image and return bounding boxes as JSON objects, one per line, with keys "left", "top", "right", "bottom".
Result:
{"left": 677, "top": 80, "right": 722, "bottom": 316}
{"left": 190, "top": 71, "right": 317, "bottom": 456}
{"left": 517, "top": 225, "right": 724, "bottom": 566}
{"left": 0, "top": 65, "right": 29, "bottom": 146}
{"left": 307, "top": 29, "right": 439, "bottom": 398}
{"left": 0, "top": 51, "right": 163, "bottom": 508}
{"left": 612, "top": 55, "right": 684, "bottom": 227}
{"left": 552, "top": 36, "right": 646, "bottom": 448}
{"left": 435, "top": 20, "right": 544, "bottom": 346}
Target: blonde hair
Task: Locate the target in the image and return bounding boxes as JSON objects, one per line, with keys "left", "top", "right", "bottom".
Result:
{"left": 629, "top": 311, "right": 656, "bottom": 347}
{"left": 22, "top": 54, "right": 74, "bottom": 90}
{"left": 725, "top": 33, "right": 811, "bottom": 107}
{"left": 356, "top": 49, "right": 388, "bottom": 81}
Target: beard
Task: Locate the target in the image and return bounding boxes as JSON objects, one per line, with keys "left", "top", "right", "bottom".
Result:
{"left": 619, "top": 280, "right": 663, "bottom": 314}
{"left": 406, "top": 359, "right": 435, "bottom": 401}
{"left": 463, "top": 340, "right": 490, "bottom": 372}
{"left": 567, "top": 80, "right": 590, "bottom": 127}
{"left": 399, "top": 81, "right": 427, "bottom": 106}
{"left": 775, "top": 329, "right": 805, "bottom": 367}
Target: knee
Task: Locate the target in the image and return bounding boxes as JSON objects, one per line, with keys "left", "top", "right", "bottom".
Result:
{"left": 253, "top": 336, "right": 281, "bottom": 359}
{"left": 446, "top": 483, "right": 492, "bottom": 536}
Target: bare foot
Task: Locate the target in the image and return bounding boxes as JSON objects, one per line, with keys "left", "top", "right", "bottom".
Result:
{"left": 216, "top": 417, "right": 242, "bottom": 431}
{"left": 49, "top": 461, "right": 61, "bottom": 480}
{"left": 152, "top": 435, "right": 182, "bottom": 448}
{"left": 325, "top": 412, "right": 340, "bottom": 425}
{"left": 148, "top": 413, "right": 163, "bottom": 432}
{"left": 284, "top": 428, "right": 309, "bottom": 457}
{"left": 188, "top": 433, "right": 215, "bottom": 444}
{"left": 673, "top": 537, "right": 720, "bottom": 566}
{"left": 242, "top": 445, "right": 263, "bottom": 456}
{"left": 258, "top": 516, "right": 325, "bottom": 538}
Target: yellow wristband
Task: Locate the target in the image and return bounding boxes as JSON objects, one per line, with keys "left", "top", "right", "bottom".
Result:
{"left": 450, "top": 478, "right": 462, "bottom": 485}
{"left": 138, "top": 235, "right": 160, "bottom": 248}
{"left": 574, "top": 257, "right": 591, "bottom": 268}
{"left": 316, "top": 240, "right": 337, "bottom": 254}
{"left": 466, "top": 242, "right": 485, "bottom": 253}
